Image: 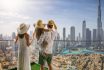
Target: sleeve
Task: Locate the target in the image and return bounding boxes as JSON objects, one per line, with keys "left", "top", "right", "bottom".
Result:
{"left": 51, "top": 30, "right": 58, "bottom": 40}
{"left": 37, "top": 33, "right": 45, "bottom": 46}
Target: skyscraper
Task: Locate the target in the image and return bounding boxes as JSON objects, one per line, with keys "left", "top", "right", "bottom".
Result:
{"left": 86, "top": 28, "right": 91, "bottom": 47}
{"left": 63, "top": 27, "right": 66, "bottom": 40}
{"left": 82, "top": 20, "right": 86, "bottom": 46}
{"left": 93, "top": 29, "right": 97, "bottom": 46}
{"left": 97, "top": 0, "right": 103, "bottom": 46}
{"left": 70, "top": 26, "right": 75, "bottom": 41}
{"left": 12, "top": 32, "right": 16, "bottom": 40}
{"left": 93, "top": 29, "right": 97, "bottom": 42}
{"left": 63, "top": 27, "right": 66, "bottom": 48}
{"left": 0, "top": 34, "right": 3, "bottom": 40}
{"left": 78, "top": 33, "right": 81, "bottom": 41}
{"left": 56, "top": 33, "right": 60, "bottom": 40}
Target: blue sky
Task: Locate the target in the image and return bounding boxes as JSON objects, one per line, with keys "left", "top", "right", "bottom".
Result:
{"left": 0, "top": 0, "right": 104, "bottom": 38}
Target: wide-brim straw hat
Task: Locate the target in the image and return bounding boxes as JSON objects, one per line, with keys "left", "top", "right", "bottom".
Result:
{"left": 35, "top": 20, "right": 45, "bottom": 28}
{"left": 17, "top": 23, "right": 30, "bottom": 34}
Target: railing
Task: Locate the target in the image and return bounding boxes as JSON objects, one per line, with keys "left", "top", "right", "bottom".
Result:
{"left": 0, "top": 40, "right": 104, "bottom": 69}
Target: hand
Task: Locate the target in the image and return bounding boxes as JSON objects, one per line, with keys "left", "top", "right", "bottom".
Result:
{"left": 43, "top": 24, "right": 47, "bottom": 27}
{"left": 14, "top": 39, "right": 17, "bottom": 44}
{"left": 53, "top": 23, "right": 57, "bottom": 30}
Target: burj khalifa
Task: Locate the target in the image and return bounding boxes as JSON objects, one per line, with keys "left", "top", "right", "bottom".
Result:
{"left": 97, "top": 0, "right": 103, "bottom": 46}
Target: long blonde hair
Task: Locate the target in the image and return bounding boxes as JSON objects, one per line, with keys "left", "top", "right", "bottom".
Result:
{"left": 35, "top": 27, "right": 44, "bottom": 40}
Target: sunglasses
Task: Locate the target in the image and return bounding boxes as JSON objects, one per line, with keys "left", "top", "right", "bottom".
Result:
{"left": 47, "top": 25, "right": 53, "bottom": 28}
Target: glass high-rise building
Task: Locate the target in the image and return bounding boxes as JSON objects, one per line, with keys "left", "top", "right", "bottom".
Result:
{"left": 70, "top": 26, "right": 75, "bottom": 41}
{"left": 86, "top": 28, "right": 91, "bottom": 47}
{"left": 63, "top": 27, "right": 66, "bottom": 40}
{"left": 82, "top": 20, "right": 86, "bottom": 46}
{"left": 97, "top": 0, "right": 103, "bottom": 46}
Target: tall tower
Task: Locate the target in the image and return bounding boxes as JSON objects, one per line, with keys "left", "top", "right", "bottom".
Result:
{"left": 82, "top": 20, "right": 86, "bottom": 46}
{"left": 63, "top": 27, "right": 66, "bottom": 40}
{"left": 12, "top": 32, "right": 16, "bottom": 40}
{"left": 97, "top": 0, "right": 103, "bottom": 46}
{"left": 63, "top": 27, "right": 66, "bottom": 48}
{"left": 86, "top": 28, "right": 91, "bottom": 47}
{"left": 70, "top": 26, "right": 75, "bottom": 41}
{"left": 93, "top": 29, "right": 97, "bottom": 42}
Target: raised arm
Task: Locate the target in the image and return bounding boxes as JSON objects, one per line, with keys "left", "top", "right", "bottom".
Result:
{"left": 15, "top": 35, "right": 18, "bottom": 44}
{"left": 25, "top": 33, "right": 30, "bottom": 46}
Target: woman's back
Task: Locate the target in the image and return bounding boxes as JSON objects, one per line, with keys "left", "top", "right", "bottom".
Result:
{"left": 18, "top": 34, "right": 27, "bottom": 48}
{"left": 35, "top": 28, "right": 44, "bottom": 40}
{"left": 18, "top": 33, "right": 31, "bottom": 70}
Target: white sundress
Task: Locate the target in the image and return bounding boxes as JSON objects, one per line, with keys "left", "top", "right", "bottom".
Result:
{"left": 18, "top": 36, "right": 31, "bottom": 70}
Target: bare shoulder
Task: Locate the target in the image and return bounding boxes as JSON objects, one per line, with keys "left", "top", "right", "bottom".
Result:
{"left": 25, "top": 33, "right": 29, "bottom": 36}
{"left": 24, "top": 33, "right": 29, "bottom": 39}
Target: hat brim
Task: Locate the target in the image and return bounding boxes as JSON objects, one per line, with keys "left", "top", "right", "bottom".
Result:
{"left": 17, "top": 24, "right": 30, "bottom": 34}
{"left": 35, "top": 23, "right": 45, "bottom": 28}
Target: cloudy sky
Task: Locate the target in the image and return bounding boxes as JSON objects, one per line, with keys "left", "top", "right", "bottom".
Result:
{"left": 0, "top": 0, "right": 104, "bottom": 37}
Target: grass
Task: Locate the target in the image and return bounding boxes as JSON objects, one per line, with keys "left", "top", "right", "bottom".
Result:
{"left": 10, "top": 63, "right": 48, "bottom": 70}
{"left": 31, "top": 63, "right": 48, "bottom": 70}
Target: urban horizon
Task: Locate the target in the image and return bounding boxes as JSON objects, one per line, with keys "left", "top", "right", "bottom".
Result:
{"left": 0, "top": 0, "right": 104, "bottom": 37}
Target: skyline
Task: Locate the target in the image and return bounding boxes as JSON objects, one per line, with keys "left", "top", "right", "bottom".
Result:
{"left": 0, "top": 0, "right": 104, "bottom": 37}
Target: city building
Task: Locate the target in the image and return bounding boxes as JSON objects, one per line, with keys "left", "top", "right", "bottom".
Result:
{"left": 63, "top": 27, "right": 66, "bottom": 40}
{"left": 55, "top": 33, "right": 60, "bottom": 40}
{"left": 67, "top": 34, "right": 70, "bottom": 40}
{"left": 82, "top": 20, "right": 86, "bottom": 47}
{"left": 0, "top": 34, "right": 3, "bottom": 40}
{"left": 93, "top": 29, "right": 97, "bottom": 42}
{"left": 97, "top": 0, "right": 103, "bottom": 47}
{"left": 12, "top": 32, "right": 16, "bottom": 40}
{"left": 93, "top": 29, "right": 97, "bottom": 46}
{"left": 53, "top": 33, "right": 60, "bottom": 54}
{"left": 70, "top": 26, "right": 75, "bottom": 41}
{"left": 86, "top": 28, "right": 91, "bottom": 47}
{"left": 77, "top": 33, "right": 81, "bottom": 45}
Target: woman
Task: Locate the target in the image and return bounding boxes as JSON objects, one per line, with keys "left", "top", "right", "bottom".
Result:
{"left": 33, "top": 20, "right": 49, "bottom": 70}
{"left": 30, "top": 20, "right": 45, "bottom": 64}
{"left": 15, "top": 23, "right": 31, "bottom": 70}
{"left": 33, "top": 20, "right": 45, "bottom": 40}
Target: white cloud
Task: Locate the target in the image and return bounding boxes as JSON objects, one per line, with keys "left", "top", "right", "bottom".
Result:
{"left": 0, "top": 11, "right": 31, "bottom": 20}
{"left": 0, "top": 20, "right": 33, "bottom": 36}
{"left": 0, "top": 22, "right": 19, "bottom": 35}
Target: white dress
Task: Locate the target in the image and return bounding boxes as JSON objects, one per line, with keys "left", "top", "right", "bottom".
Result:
{"left": 18, "top": 36, "right": 31, "bottom": 70}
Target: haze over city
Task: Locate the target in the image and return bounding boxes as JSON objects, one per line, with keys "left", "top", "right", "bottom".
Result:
{"left": 0, "top": 0, "right": 104, "bottom": 70}
{"left": 0, "top": 0, "right": 104, "bottom": 37}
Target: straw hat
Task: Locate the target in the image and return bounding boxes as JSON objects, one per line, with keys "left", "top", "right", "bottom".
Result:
{"left": 17, "top": 23, "right": 30, "bottom": 34}
{"left": 35, "top": 20, "right": 45, "bottom": 28}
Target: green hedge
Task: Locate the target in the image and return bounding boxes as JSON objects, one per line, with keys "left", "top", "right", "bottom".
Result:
{"left": 10, "top": 63, "right": 48, "bottom": 70}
